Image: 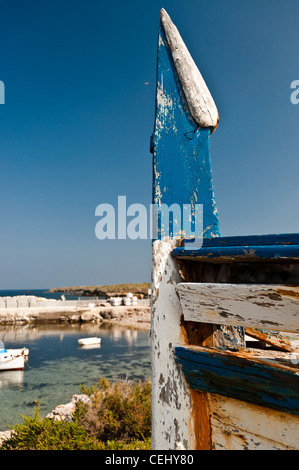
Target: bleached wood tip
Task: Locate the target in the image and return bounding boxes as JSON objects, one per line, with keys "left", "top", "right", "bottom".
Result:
{"left": 160, "top": 9, "right": 219, "bottom": 132}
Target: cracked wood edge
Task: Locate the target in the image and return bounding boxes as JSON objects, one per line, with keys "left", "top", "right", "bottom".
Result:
{"left": 151, "top": 239, "right": 196, "bottom": 450}
{"left": 177, "top": 283, "right": 299, "bottom": 333}
{"left": 208, "top": 394, "right": 299, "bottom": 450}
{"left": 160, "top": 8, "right": 219, "bottom": 132}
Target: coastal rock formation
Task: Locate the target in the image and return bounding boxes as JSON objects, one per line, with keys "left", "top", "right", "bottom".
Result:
{"left": 0, "top": 394, "right": 92, "bottom": 445}
{"left": 46, "top": 394, "right": 92, "bottom": 422}
{"left": 0, "top": 430, "right": 13, "bottom": 446}
{"left": 48, "top": 283, "right": 151, "bottom": 299}
{"left": 0, "top": 304, "right": 150, "bottom": 328}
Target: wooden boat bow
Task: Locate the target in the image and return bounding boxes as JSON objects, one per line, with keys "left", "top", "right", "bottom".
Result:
{"left": 160, "top": 8, "right": 219, "bottom": 132}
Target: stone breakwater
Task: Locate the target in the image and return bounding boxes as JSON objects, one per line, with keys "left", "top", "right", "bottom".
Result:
{"left": 0, "top": 303, "right": 151, "bottom": 329}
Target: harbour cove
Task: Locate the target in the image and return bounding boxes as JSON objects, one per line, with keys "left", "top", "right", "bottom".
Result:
{"left": 0, "top": 322, "right": 151, "bottom": 432}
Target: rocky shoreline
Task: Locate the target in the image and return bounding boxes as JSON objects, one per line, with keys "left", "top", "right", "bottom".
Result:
{"left": 48, "top": 283, "right": 151, "bottom": 299}
{"left": 0, "top": 393, "right": 93, "bottom": 445}
{"left": 0, "top": 309, "right": 151, "bottom": 445}
{"left": 0, "top": 297, "right": 151, "bottom": 445}
{"left": 0, "top": 302, "right": 151, "bottom": 329}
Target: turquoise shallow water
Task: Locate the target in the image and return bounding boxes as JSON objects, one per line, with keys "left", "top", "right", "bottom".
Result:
{"left": 0, "top": 323, "right": 151, "bottom": 431}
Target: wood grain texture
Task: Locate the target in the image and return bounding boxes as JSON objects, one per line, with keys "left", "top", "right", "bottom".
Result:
{"left": 175, "top": 345, "right": 299, "bottom": 415}
{"left": 245, "top": 328, "right": 296, "bottom": 352}
{"left": 151, "top": 12, "right": 220, "bottom": 240}
{"left": 177, "top": 283, "right": 299, "bottom": 333}
{"left": 160, "top": 9, "right": 219, "bottom": 132}
{"left": 208, "top": 394, "right": 299, "bottom": 450}
{"left": 184, "top": 233, "right": 299, "bottom": 247}
{"left": 173, "top": 244, "right": 299, "bottom": 262}
{"left": 174, "top": 233, "right": 299, "bottom": 261}
{"left": 151, "top": 239, "right": 195, "bottom": 450}
{"left": 150, "top": 10, "right": 242, "bottom": 449}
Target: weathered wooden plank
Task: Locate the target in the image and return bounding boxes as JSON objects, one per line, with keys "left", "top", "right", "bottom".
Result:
{"left": 245, "top": 328, "right": 296, "bottom": 352}
{"left": 159, "top": 9, "right": 219, "bottom": 132}
{"left": 151, "top": 239, "right": 195, "bottom": 450}
{"left": 208, "top": 394, "right": 299, "bottom": 450}
{"left": 175, "top": 345, "right": 299, "bottom": 415}
{"left": 177, "top": 283, "right": 299, "bottom": 333}
{"left": 151, "top": 11, "right": 220, "bottom": 240}
{"left": 183, "top": 233, "right": 299, "bottom": 248}
{"left": 173, "top": 232, "right": 299, "bottom": 262}
{"left": 173, "top": 244, "right": 299, "bottom": 262}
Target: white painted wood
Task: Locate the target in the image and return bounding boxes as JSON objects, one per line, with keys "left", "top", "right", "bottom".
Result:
{"left": 151, "top": 239, "right": 197, "bottom": 450}
{"left": 208, "top": 394, "right": 299, "bottom": 450}
{"left": 177, "top": 283, "right": 299, "bottom": 333}
{"left": 160, "top": 9, "right": 219, "bottom": 132}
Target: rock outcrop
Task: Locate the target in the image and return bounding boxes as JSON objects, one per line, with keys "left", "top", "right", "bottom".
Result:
{"left": 46, "top": 394, "right": 92, "bottom": 422}
{"left": 0, "top": 394, "right": 92, "bottom": 445}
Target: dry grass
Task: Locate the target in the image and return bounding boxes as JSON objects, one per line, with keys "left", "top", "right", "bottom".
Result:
{"left": 75, "top": 378, "right": 151, "bottom": 443}
{"left": 1, "top": 378, "right": 152, "bottom": 450}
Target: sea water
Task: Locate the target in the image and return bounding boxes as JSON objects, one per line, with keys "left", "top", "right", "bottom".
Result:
{"left": 0, "top": 323, "right": 151, "bottom": 432}
{"left": 0, "top": 289, "right": 81, "bottom": 300}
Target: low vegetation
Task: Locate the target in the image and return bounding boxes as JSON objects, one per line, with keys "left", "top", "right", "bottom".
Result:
{"left": 48, "top": 283, "right": 151, "bottom": 298}
{"left": 0, "top": 378, "right": 151, "bottom": 450}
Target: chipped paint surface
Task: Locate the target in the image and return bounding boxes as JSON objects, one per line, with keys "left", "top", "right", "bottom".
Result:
{"left": 173, "top": 233, "right": 299, "bottom": 261}
{"left": 175, "top": 345, "right": 299, "bottom": 415}
{"left": 151, "top": 239, "right": 195, "bottom": 450}
{"left": 150, "top": 9, "right": 247, "bottom": 450}
{"left": 208, "top": 394, "right": 299, "bottom": 450}
{"left": 160, "top": 9, "right": 219, "bottom": 132}
{"left": 173, "top": 245, "right": 299, "bottom": 262}
{"left": 151, "top": 15, "right": 220, "bottom": 240}
{"left": 150, "top": 7, "right": 299, "bottom": 451}
{"left": 177, "top": 283, "right": 299, "bottom": 333}
{"left": 245, "top": 328, "right": 295, "bottom": 352}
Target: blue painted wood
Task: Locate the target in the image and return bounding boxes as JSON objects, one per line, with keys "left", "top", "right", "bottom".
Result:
{"left": 173, "top": 233, "right": 299, "bottom": 261}
{"left": 173, "top": 244, "right": 299, "bottom": 261}
{"left": 151, "top": 21, "right": 220, "bottom": 239}
{"left": 175, "top": 346, "right": 299, "bottom": 416}
{"left": 184, "top": 233, "right": 299, "bottom": 247}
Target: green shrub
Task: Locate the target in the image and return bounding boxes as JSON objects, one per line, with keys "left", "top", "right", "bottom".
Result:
{"left": 0, "top": 379, "right": 152, "bottom": 450}
{"left": 76, "top": 378, "right": 151, "bottom": 443}
{"left": 0, "top": 405, "right": 101, "bottom": 450}
{"left": 96, "top": 438, "right": 152, "bottom": 450}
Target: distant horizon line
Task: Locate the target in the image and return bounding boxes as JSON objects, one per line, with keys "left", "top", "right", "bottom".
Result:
{"left": 0, "top": 282, "right": 152, "bottom": 291}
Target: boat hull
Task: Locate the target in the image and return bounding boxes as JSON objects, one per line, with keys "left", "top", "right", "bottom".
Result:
{"left": 7, "top": 348, "right": 29, "bottom": 358}
{"left": 0, "top": 354, "right": 25, "bottom": 371}
{"left": 78, "top": 337, "right": 101, "bottom": 346}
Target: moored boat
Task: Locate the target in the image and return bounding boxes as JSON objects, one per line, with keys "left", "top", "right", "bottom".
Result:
{"left": 78, "top": 337, "right": 101, "bottom": 346}
{"left": 7, "top": 347, "right": 29, "bottom": 358}
{"left": 0, "top": 350, "right": 25, "bottom": 371}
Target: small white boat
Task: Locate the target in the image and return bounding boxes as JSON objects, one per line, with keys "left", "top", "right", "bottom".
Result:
{"left": 7, "top": 347, "right": 29, "bottom": 358}
{"left": 0, "top": 350, "right": 25, "bottom": 371}
{"left": 78, "top": 337, "right": 101, "bottom": 346}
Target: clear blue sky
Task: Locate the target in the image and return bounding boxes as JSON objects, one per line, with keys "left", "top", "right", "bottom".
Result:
{"left": 0, "top": 0, "right": 298, "bottom": 289}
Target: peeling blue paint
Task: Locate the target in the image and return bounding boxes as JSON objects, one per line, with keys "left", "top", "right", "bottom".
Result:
{"left": 175, "top": 346, "right": 299, "bottom": 416}
{"left": 151, "top": 23, "right": 220, "bottom": 240}
{"left": 173, "top": 233, "right": 299, "bottom": 261}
